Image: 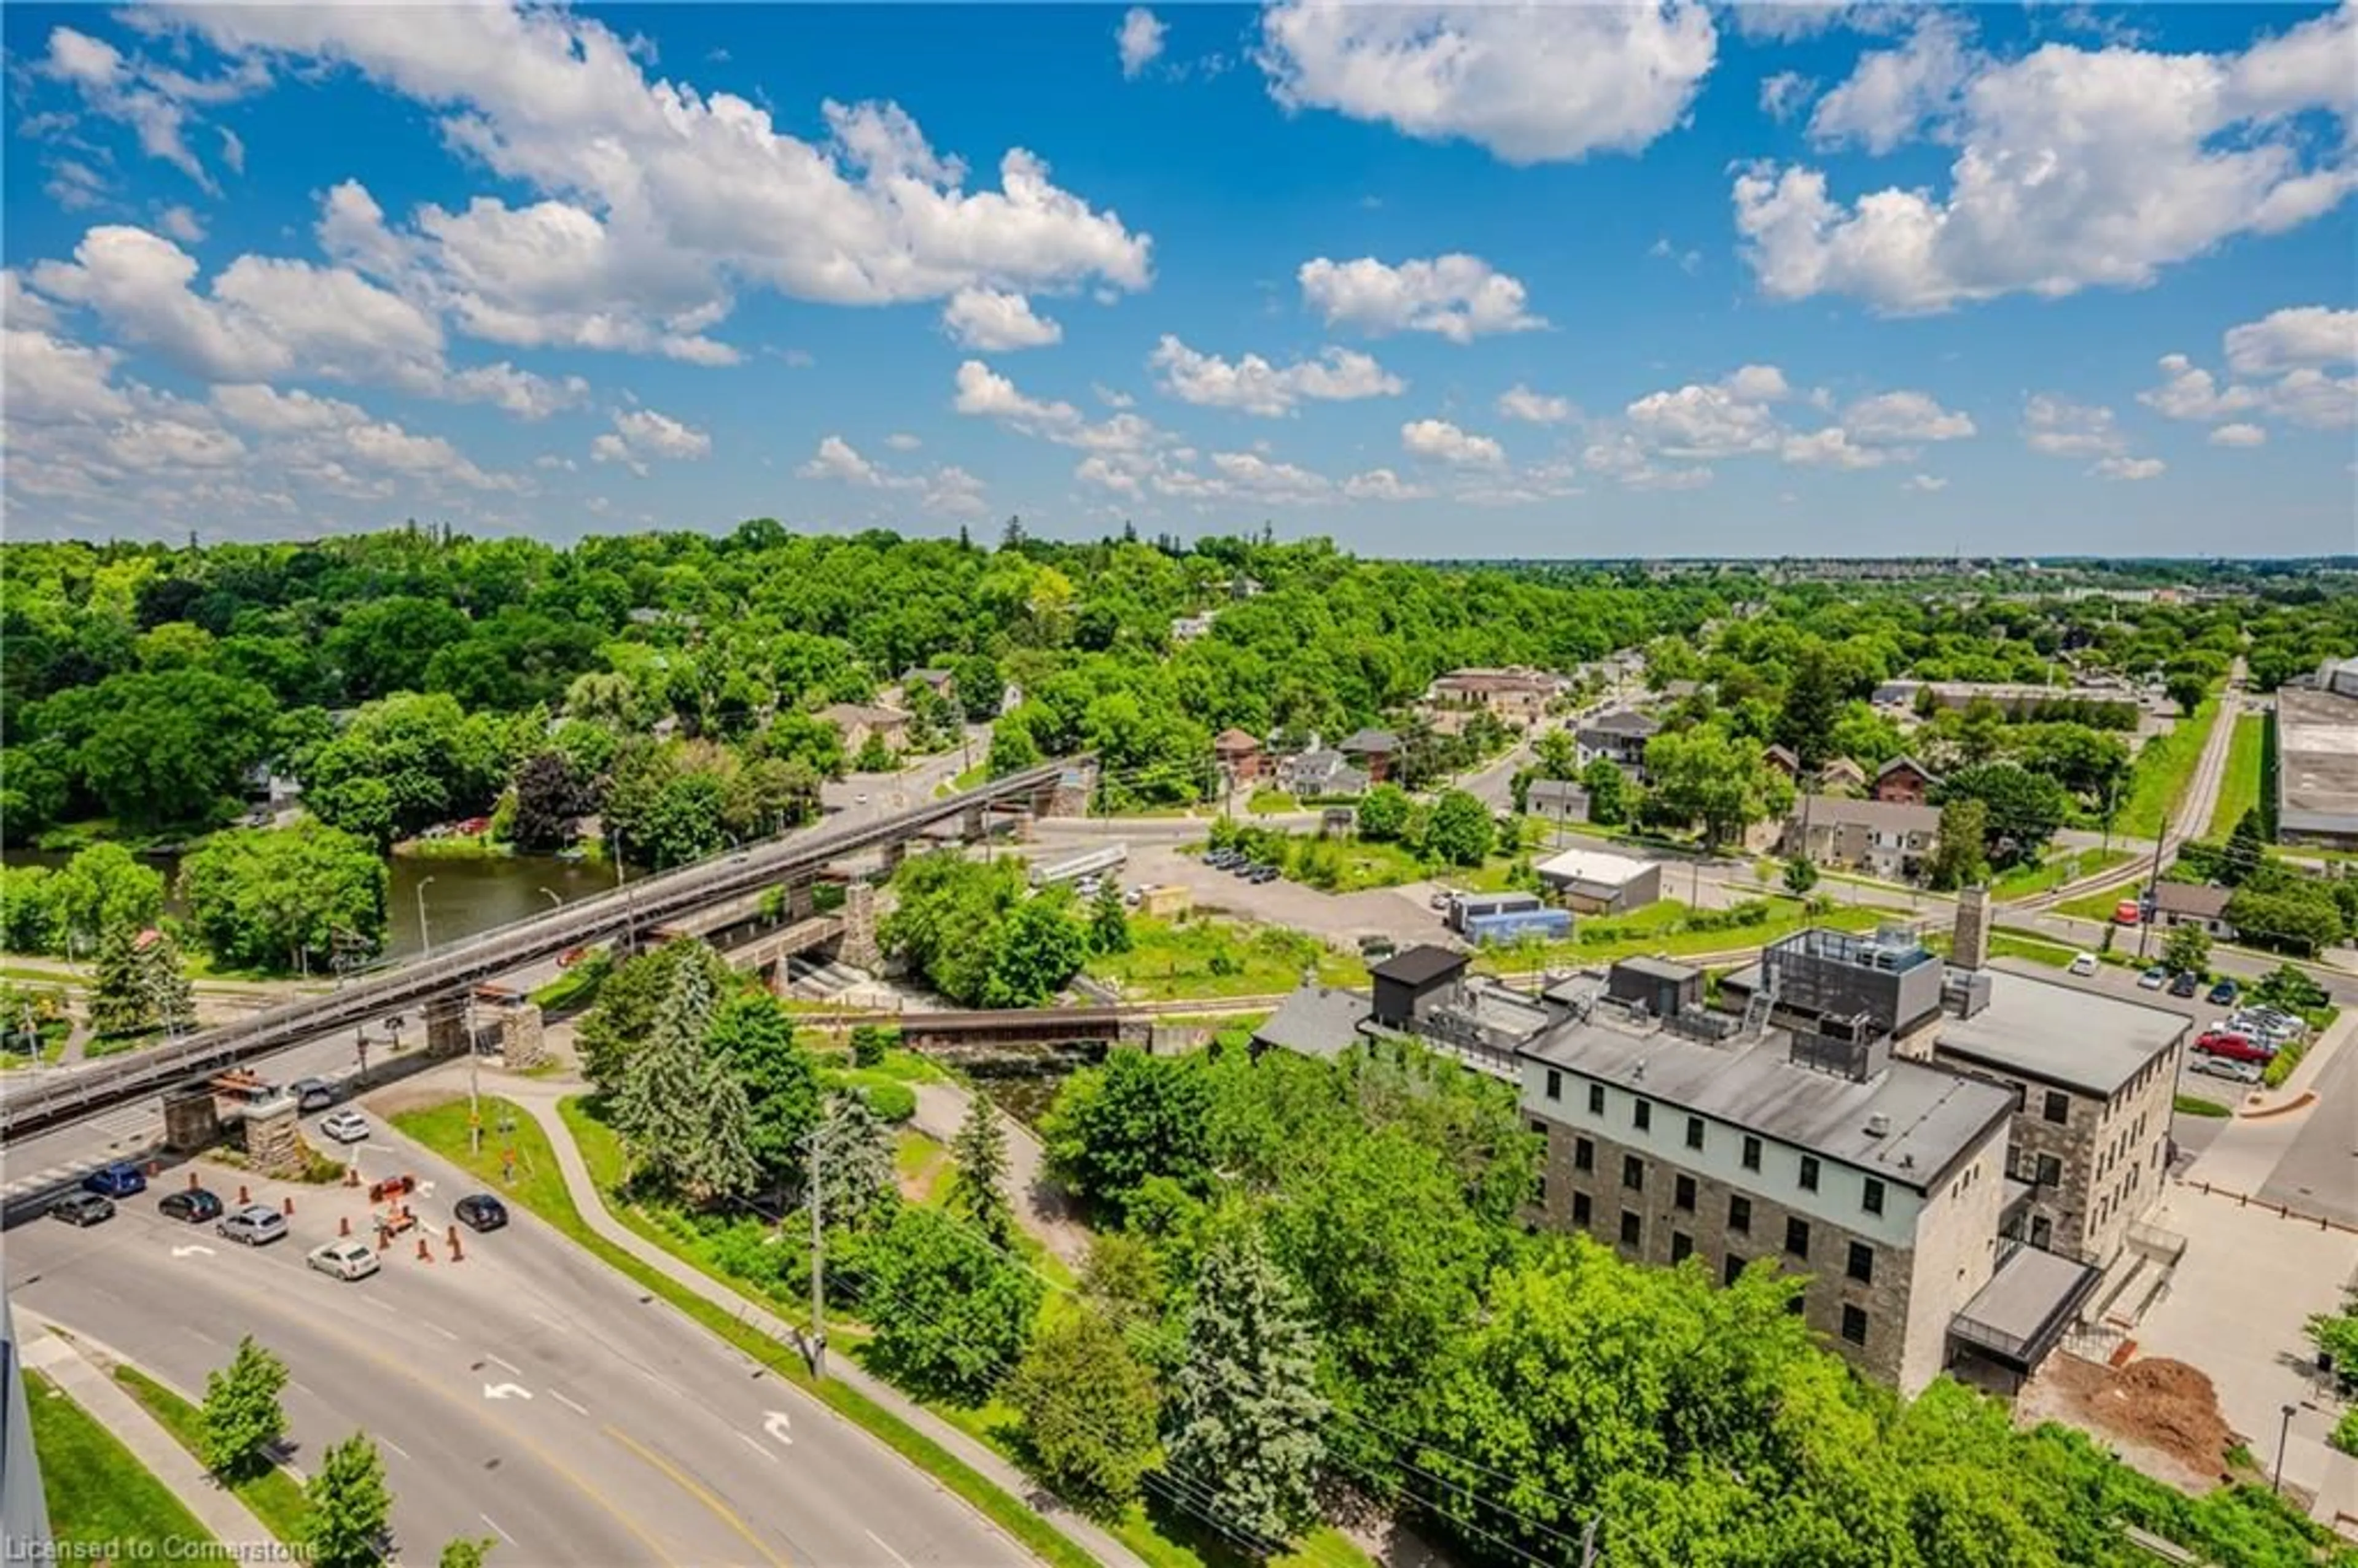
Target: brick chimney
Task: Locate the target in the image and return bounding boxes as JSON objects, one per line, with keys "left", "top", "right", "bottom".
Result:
{"left": 1953, "top": 885, "right": 1991, "bottom": 971}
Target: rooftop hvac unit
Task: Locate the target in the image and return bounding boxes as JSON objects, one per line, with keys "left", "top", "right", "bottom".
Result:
{"left": 1866, "top": 1112, "right": 1891, "bottom": 1138}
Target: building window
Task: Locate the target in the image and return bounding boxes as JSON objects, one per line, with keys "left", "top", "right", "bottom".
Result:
{"left": 1786, "top": 1293, "right": 1807, "bottom": 1316}
{"left": 1544, "top": 1069, "right": 1562, "bottom": 1101}
{"left": 1529, "top": 1119, "right": 1548, "bottom": 1139}
{"left": 1799, "top": 1155, "right": 1820, "bottom": 1192}
{"left": 1619, "top": 1210, "right": 1643, "bottom": 1248}
{"left": 1862, "top": 1177, "right": 1885, "bottom": 1216}
{"left": 1622, "top": 1155, "right": 1646, "bottom": 1192}
{"left": 1724, "top": 1253, "right": 1745, "bottom": 1286}
{"left": 2035, "top": 1154, "right": 2062, "bottom": 1187}
{"left": 1728, "top": 1194, "right": 1752, "bottom": 1234}
{"left": 1675, "top": 1174, "right": 1696, "bottom": 1213}
{"left": 1572, "top": 1191, "right": 1592, "bottom": 1227}
{"left": 1574, "top": 1136, "right": 1595, "bottom": 1173}
{"left": 1786, "top": 1217, "right": 1810, "bottom": 1259}
{"left": 1847, "top": 1242, "right": 1874, "bottom": 1284}
{"left": 1671, "top": 1232, "right": 1694, "bottom": 1263}
{"left": 1741, "top": 1135, "right": 1762, "bottom": 1171}
{"left": 2031, "top": 1214, "right": 2053, "bottom": 1249}
{"left": 1533, "top": 1170, "right": 1547, "bottom": 1206}
{"left": 1685, "top": 1116, "right": 1705, "bottom": 1151}
{"left": 2043, "top": 1090, "right": 2069, "bottom": 1125}
{"left": 1841, "top": 1305, "right": 1868, "bottom": 1346}
{"left": 1633, "top": 1098, "right": 1652, "bottom": 1133}
{"left": 1588, "top": 1084, "right": 1605, "bottom": 1116}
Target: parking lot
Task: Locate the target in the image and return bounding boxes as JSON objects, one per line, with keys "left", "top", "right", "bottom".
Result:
{"left": 1119, "top": 842, "right": 1453, "bottom": 951}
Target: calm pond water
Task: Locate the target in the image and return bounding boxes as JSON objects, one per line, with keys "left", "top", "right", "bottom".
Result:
{"left": 9, "top": 846, "right": 615, "bottom": 963}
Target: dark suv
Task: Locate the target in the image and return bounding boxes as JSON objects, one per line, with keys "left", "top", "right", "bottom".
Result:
{"left": 454, "top": 1194, "right": 509, "bottom": 1232}
{"left": 83, "top": 1163, "right": 147, "bottom": 1198}
{"left": 160, "top": 1187, "right": 225, "bottom": 1224}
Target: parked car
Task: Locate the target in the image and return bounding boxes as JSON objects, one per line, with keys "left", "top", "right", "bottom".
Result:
{"left": 158, "top": 1187, "right": 224, "bottom": 1224}
{"left": 454, "top": 1194, "right": 509, "bottom": 1233}
{"left": 2113, "top": 899, "right": 2142, "bottom": 926}
{"left": 2169, "top": 971, "right": 2201, "bottom": 998}
{"left": 2138, "top": 965, "right": 2169, "bottom": 990}
{"left": 2193, "top": 1031, "right": 2274, "bottom": 1065}
{"left": 50, "top": 1192, "right": 115, "bottom": 1227}
{"left": 306, "top": 1240, "right": 381, "bottom": 1282}
{"left": 290, "top": 1077, "right": 335, "bottom": 1112}
{"left": 82, "top": 1163, "right": 146, "bottom": 1199}
{"left": 2206, "top": 979, "right": 2241, "bottom": 1006}
{"left": 1231, "top": 859, "right": 1258, "bottom": 877}
{"left": 2226, "top": 1012, "right": 2302, "bottom": 1045}
{"left": 217, "top": 1205, "right": 289, "bottom": 1246}
{"left": 2068, "top": 952, "right": 2100, "bottom": 977}
{"left": 1429, "top": 889, "right": 1455, "bottom": 910}
{"left": 1249, "top": 865, "right": 1280, "bottom": 883}
{"left": 319, "top": 1110, "right": 370, "bottom": 1144}
{"left": 2190, "top": 1055, "right": 2263, "bottom": 1085}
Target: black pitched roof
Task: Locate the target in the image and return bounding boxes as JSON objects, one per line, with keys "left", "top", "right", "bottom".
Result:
{"left": 1371, "top": 944, "right": 1469, "bottom": 987}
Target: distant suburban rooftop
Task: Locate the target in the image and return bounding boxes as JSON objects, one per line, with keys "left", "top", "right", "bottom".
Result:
{"left": 1213, "top": 728, "right": 1260, "bottom": 749}
{"left": 1253, "top": 986, "right": 1372, "bottom": 1062}
{"left": 1371, "top": 944, "right": 1469, "bottom": 988}
{"left": 1791, "top": 795, "right": 1943, "bottom": 833}
{"left": 1523, "top": 1013, "right": 2015, "bottom": 1190}
{"left": 1932, "top": 970, "right": 2189, "bottom": 1098}
{"left": 1581, "top": 709, "right": 1659, "bottom": 736}
{"left": 1877, "top": 755, "right": 1936, "bottom": 780}
{"left": 2152, "top": 882, "right": 2232, "bottom": 920}
{"left": 1339, "top": 727, "right": 1400, "bottom": 754}
{"left": 1535, "top": 847, "right": 1654, "bottom": 887}
{"left": 1527, "top": 778, "right": 1589, "bottom": 808}
{"left": 2276, "top": 685, "right": 2358, "bottom": 839}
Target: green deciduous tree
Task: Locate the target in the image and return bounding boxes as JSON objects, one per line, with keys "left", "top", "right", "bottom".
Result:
{"left": 709, "top": 995, "right": 822, "bottom": 1193}
{"left": 1643, "top": 726, "right": 1778, "bottom": 848}
{"left": 1782, "top": 855, "right": 1819, "bottom": 896}
{"left": 983, "top": 895, "right": 1087, "bottom": 1007}
{"left": 302, "top": 691, "right": 510, "bottom": 847}
{"left": 200, "top": 1335, "right": 288, "bottom": 1480}
{"left": 1422, "top": 788, "right": 1494, "bottom": 867}
{"left": 2161, "top": 922, "right": 2212, "bottom": 977}
{"left": 0, "top": 866, "right": 60, "bottom": 954}
{"left": 177, "top": 823, "right": 387, "bottom": 974}
{"left": 1042, "top": 1050, "right": 1212, "bottom": 1223}
{"left": 1164, "top": 1220, "right": 1326, "bottom": 1547}
{"left": 1925, "top": 797, "right": 1993, "bottom": 890}
{"left": 438, "top": 1538, "right": 496, "bottom": 1568}
{"left": 49, "top": 843, "right": 166, "bottom": 949}
{"left": 1355, "top": 783, "right": 1412, "bottom": 842}
{"left": 949, "top": 1092, "right": 1015, "bottom": 1248}
{"left": 301, "top": 1433, "right": 392, "bottom": 1568}
{"left": 856, "top": 1205, "right": 1042, "bottom": 1405}
{"left": 33, "top": 668, "right": 278, "bottom": 829}
{"left": 1579, "top": 756, "right": 1629, "bottom": 826}
{"left": 1008, "top": 1308, "right": 1162, "bottom": 1515}
{"left": 1940, "top": 762, "right": 2069, "bottom": 863}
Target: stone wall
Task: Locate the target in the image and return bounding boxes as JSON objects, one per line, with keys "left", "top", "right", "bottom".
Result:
{"left": 241, "top": 1096, "right": 303, "bottom": 1178}
{"left": 837, "top": 881, "right": 882, "bottom": 972}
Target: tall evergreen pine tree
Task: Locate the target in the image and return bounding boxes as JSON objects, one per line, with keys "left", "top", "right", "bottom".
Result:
{"left": 949, "top": 1093, "right": 1014, "bottom": 1246}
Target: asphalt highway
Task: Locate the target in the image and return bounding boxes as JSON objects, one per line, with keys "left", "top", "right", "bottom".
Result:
{"left": 7, "top": 1113, "right": 1029, "bottom": 1568}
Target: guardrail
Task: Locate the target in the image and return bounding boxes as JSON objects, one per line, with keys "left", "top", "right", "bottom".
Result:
{"left": 0, "top": 759, "right": 1087, "bottom": 1142}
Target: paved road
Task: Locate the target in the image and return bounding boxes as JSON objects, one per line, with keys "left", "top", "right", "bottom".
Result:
{"left": 9, "top": 1110, "right": 1029, "bottom": 1568}
{"left": 2256, "top": 1019, "right": 2358, "bottom": 1226}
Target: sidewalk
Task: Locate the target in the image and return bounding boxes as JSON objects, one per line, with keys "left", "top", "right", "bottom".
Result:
{"left": 906, "top": 1079, "right": 1092, "bottom": 1268}
{"left": 2243, "top": 1006, "right": 2357, "bottom": 1115}
{"left": 494, "top": 1077, "right": 1145, "bottom": 1568}
{"left": 17, "top": 1316, "right": 278, "bottom": 1550}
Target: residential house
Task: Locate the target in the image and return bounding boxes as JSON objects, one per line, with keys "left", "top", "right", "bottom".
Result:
{"left": 1213, "top": 728, "right": 1264, "bottom": 785}
{"left": 1576, "top": 710, "right": 1660, "bottom": 776}
{"left": 1873, "top": 756, "right": 1939, "bottom": 805}
{"left": 1763, "top": 743, "right": 1801, "bottom": 782}
{"left": 1170, "top": 612, "right": 1218, "bottom": 643}
{"left": 899, "top": 667, "right": 956, "bottom": 703}
{"left": 1533, "top": 848, "right": 1662, "bottom": 915}
{"left": 1339, "top": 728, "right": 1401, "bottom": 785}
{"left": 1784, "top": 797, "right": 1942, "bottom": 882}
{"left": 821, "top": 702, "right": 912, "bottom": 755}
{"left": 1425, "top": 667, "right": 1560, "bottom": 729}
{"left": 1276, "top": 748, "right": 1368, "bottom": 798}
{"left": 1527, "top": 778, "right": 1590, "bottom": 826}
{"left": 1821, "top": 756, "right": 1870, "bottom": 794}
{"left": 2150, "top": 882, "right": 2236, "bottom": 940}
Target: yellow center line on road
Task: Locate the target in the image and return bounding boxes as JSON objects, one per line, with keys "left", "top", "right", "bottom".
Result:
{"left": 602, "top": 1421, "right": 795, "bottom": 1568}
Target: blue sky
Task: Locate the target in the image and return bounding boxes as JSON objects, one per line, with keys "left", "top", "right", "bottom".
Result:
{"left": 5, "top": 2, "right": 2353, "bottom": 556}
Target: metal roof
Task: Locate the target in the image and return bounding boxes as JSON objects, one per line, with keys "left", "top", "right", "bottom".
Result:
{"left": 1522, "top": 1014, "right": 2015, "bottom": 1192}
{"left": 1371, "top": 944, "right": 1469, "bottom": 987}
{"left": 1252, "top": 985, "right": 1372, "bottom": 1062}
{"left": 2277, "top": 686, "right": 2358, "bottom": 839}
{"left": 1535, "top": 847, "right": 1655, "bottom": 887}
{"left": 1932, "top": 970, "right": 2188, "bottom": 1097}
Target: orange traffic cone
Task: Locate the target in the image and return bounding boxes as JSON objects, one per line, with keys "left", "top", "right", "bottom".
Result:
{"left": 415, "top": 1236, "right": 433, "bottom": 1263}
{"left": 188, "top": 1171, "right": 200, "bottom": 1190}
{"left": 343, "top": 1165, "right": 359, "bottom": 1189}
{"left": 238, "top": 1184, "right": 250, "bottom": 1205}
{"left": 340, "top": 1215, "right": 352, "bottom": 1237}
{"left": 282, "top": 1195, "right": 294, "bottom": 1216}
{"left": 448, "top": 1233, "right": 464, "bottom": 1263}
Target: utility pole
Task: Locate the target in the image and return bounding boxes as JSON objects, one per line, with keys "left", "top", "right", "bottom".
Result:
{"left": 467, "top": 991, "right": 483, "bottom": 1157}
{"left": 807, "top": 1128, "right": 827, "bottom": 1381}
{"left": 2137, "top": 811, "right": 2169, "bottom": 963}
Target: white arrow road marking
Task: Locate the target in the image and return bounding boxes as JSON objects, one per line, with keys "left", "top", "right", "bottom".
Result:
{"left": 416, "top": 1179, "right": 437, "bottom": 1194}
{"left": 549, "top": 1389, "right": 589, "bottom": 1417}
{"left": 763, "top": 1410, "right": 794, "bottom": 1446}
{"left": 482, "top": 1383, "right": 532, "bottom": 1401}
{"left": 170, "top": 1244, "right": 215, "bottom": 1259}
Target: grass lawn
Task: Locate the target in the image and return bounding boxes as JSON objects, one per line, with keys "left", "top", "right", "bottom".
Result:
{"left": 1311, "top": 839, "right": 1428, "bottom": 892}
{"left": 893, "top": 1128, "right": 956, "bottom": 1205}
{"left": 111, "top": 1364, "right": 310, "bottom": 1545}
{"left": 2207, "top": 713, "right": 2265, "bottom": 839}
{"left": 1090, "top": 917, "right": 1363, "bottom": 1001}
{"left": 2174, "top": 1093, "right": 2232, "bottom": 1118}
{"left": 1243, "top": 788, "right": 1299, "bottom": 816}
{"left": 2057, "top": 879, "right": 2144, "bottom": 925}
{"left": 393, "top": 1093, "right": 1101, "bottom": 1568}
{"left": 1991, "top": 848, "right": 2134, "bottom": 902}
{"left": 26, "top": 1368, "right": 216, "bottom": 1554}
{"left": 2118, "top": 697, "right": 2220, "bottom": 841}
{"left": 1, "top": 1030, "right": 69, "bottom": 1069}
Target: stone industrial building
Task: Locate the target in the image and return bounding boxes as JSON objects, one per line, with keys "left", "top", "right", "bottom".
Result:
{"left": 2277, "top": 657, "right": 2358, "bottom": 850}
{"left": 1256, "top": 896, "right": 2190, "bottom": 1396}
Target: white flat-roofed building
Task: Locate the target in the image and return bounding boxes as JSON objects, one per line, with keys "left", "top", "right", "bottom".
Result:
{"left": 1533, "top": 847, "right": 1662, "bottom": 914}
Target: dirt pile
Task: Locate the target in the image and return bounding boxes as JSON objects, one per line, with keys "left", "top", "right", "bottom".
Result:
{"left": 2039, "top": 1353, "right": 2237, "bottom": 1486}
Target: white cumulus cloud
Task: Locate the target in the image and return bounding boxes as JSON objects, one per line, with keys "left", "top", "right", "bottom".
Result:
{"left": 1401, "top": 418, "right": 1506, "bottom": 467}
{"left": 1257, "top": 0, "right": 1719, "bottom": 165}
{"left": 1496, "top": 385, "right": 1575, "bottom": 424}
{"left": 941, "top": 287, "right": 1062, "bottom": 351}
{"left": 2093, "top": 456, "right": 2166, "bottom": 481}
{"left": 1297, "top": 254, "right": 1543, "bottom": 342}
{"left": 1118, "top": 9, "right": 1167, "bottom": 78}
{"left": 590, "top": 406, "right": 710, "bottom": 475}
{"left": 1149, "top": 336, "right": 1403, "bottom": 416}
{"left": 2209, "top": 422, "right": 2268, "bottom": 447}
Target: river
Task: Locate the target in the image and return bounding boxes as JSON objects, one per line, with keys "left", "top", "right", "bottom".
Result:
{"left": 8, "top": 847, "right": 617, "bottom": 964}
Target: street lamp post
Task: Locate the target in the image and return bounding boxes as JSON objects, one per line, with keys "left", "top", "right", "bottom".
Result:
{"left": 416, "top": 876, "right": 437, "bottom": 959}
{"left": 467, "top": 990, "right": 483, "bottom": 1157}
{"left": 2274, "top": 1402, "right": 2297, "bottom": 1494}
{"left": 538, "top": 887, "right": 562, "bottom": 909}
